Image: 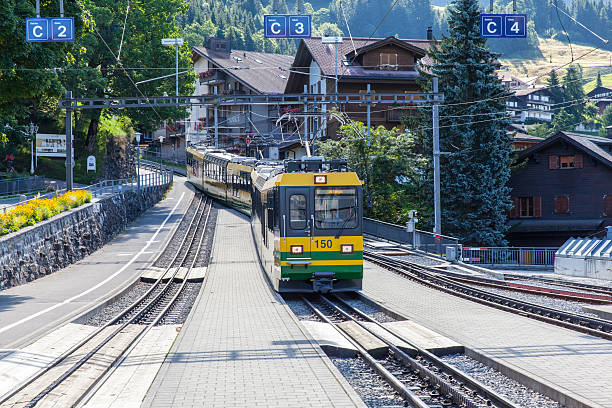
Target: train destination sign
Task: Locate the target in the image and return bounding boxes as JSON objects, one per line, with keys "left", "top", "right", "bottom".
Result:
{"left": 480, "top": 14, "right": 526, "bottom": 38}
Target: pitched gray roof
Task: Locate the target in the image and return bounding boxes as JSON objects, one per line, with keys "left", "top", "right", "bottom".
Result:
{"left": 515, "top": 131, "right": 612, "bottom": 168}
{"left": 192, "top": 47, "right": 294, "bottom": 94}
{"left": 299, "top": 36, "right": 434, "bottom": 77}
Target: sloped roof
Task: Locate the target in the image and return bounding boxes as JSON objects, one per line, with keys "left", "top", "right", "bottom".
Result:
{"left": 587, "top": 85, "right": 612, "bottom": 97}
{"left": 286, "top": 36, "right": 434, "bottom": 93}
{"left": 515, "top": 131, "right": 612, "bottom": 168}
{"left": 514, "top": 86, "right": 551, "bottom": 97}
{"left": 192, "top": 47, "right": 294, "bottom": 94}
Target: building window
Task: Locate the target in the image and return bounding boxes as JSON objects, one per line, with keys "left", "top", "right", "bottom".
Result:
{"left": 554, "top": 195, "right": 570, "bottom": 214}
{"left": 550, "top": 154, "right": 583, "bottom": 169}
{"left": 379, "top": 53, "right": 398, "bottom": 70}
{"left": 520, "top": 197, "right": 534, "bottom": 217}
{"left": 560, "top": 155, "right": 574, "bottom": 168}
{"left": 604, "top": 195, "right": 612, "bottom": 217}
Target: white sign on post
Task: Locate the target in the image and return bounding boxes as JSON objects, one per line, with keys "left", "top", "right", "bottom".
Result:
{"left": 36, "top": 134, "right": 66, "bottom": 157}
{"left": 87, "top": 155, "right": 96, "bottom": 171}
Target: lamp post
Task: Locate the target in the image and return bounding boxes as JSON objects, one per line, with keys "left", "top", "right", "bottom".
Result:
{"left": 161, "top": 38, "right": 184, "bottom": 98}
{"left": 321, "top": 37, "right": 343, "bottom": 94}
{"left": 25, "top": 122, "right": 38, "bottom": 175}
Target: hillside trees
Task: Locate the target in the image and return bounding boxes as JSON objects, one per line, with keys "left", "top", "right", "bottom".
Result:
{"left": 420, "top": 0, "right": 513, "bottom": 245}
{"left": 317, "top": 122, "right": 430, "bottom": 224}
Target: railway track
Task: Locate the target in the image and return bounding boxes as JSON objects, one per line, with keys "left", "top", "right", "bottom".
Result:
{"left": 301, "top": 294, "right": 520, "bottom": 408}
{"left": 430, "top": 268, "right": 612, "bottom": 304}
{"left": 502, "top": 273, "right": 612, "bottom": 297}
{"left": 0, "top": 194, "right": 213, "bottom": 408}
{"left": 364, "top": 251, "right": 612, "bottom": 340}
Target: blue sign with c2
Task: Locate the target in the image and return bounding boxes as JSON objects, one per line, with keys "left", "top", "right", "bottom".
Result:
{"left": 26, "top": 17, "right": 75, "bottom": 42}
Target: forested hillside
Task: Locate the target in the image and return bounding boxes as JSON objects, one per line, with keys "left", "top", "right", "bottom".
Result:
{"left": 178, "top": 0, "right": 612, "bottom": 58}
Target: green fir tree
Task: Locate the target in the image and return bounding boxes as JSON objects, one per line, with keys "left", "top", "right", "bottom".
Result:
{"left": 420, "top": 0, "right": 513, "bottom": 245}
{"left": 597, "top": 71, "right": 603, "bottom": 88}
{"left": 546, "top": 70, "right": 564, "bottom": 105}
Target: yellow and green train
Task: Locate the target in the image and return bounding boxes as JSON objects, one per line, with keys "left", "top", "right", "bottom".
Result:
{"left": 186, "top": 146, "right": 363, "bottom": 293}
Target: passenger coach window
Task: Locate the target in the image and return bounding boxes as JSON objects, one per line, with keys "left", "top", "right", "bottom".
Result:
{"left": 290, "top": 194, "right": 307, "bottom": 229}
{"left": 315, "top": 187, "right": 358, "bottom": 229}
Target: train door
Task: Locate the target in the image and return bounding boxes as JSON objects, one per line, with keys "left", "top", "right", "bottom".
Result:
{"left": 286, "top": 188, "right": 311, "bottom": 258}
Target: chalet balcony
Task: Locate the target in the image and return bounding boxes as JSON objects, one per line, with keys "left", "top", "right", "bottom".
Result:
{"left": 199, "top": 70, "right": 226, "bottom": 85}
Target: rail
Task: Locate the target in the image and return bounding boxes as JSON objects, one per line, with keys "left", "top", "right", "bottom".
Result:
{"left": 462, "top": 247, "right": 556, "bottom": 267}
{"left": 0, "top": 176, "right": 47, "bottom": 197}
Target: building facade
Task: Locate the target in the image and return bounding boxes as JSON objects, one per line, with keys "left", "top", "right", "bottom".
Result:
{"left": 508, "top": 132, "right": 612, "bottom": 246}
{"left": 189, "top": 38, "right": 294, "bottom": 157}
{"left": 586, "top": 85, "right": 612, "bottom": 115}
{"left": 285, "top": 35, "right": 434, "bottom": 141}
{"left": 507, "top": 87, "right": 555, "bottom": 123}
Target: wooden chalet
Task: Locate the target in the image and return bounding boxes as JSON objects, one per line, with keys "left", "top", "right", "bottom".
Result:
{"left": 508, "top": 131, "right": 612, "bottom": 246}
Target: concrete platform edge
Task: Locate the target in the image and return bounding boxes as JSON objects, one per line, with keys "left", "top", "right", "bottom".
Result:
{"left": 464, "top": 347, "right": 605, "bottom": 408}
{"left": 357, "top": 291, "right": 600, "bottom": 408}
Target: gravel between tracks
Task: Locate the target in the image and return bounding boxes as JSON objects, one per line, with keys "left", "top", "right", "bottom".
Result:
{"left": 510, "top": 279, "right": 611, "bottom": 296}
{"left": 331, "top": 357, "right": 405, "bottom": 408}
{"left": 441, "top": 354, "right": 559, "bottom": 408}
{"left": 462, "top": 284, "right": 601, "bottom": 317}
{"left": 85, "top": 282, "right": 153, "bottom": 326}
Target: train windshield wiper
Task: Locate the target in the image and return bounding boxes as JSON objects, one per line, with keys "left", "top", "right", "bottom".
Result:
{"left": 335, "top": 203, "right": 356, "bottom": 239}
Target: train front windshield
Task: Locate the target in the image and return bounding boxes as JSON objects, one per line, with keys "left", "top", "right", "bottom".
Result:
{"left": 314, "top": 187, "right": 358, "bottom": 230}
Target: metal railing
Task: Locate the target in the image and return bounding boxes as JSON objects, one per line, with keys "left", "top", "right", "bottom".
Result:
{"left": 462, "top": 247, "right": 557, "bottom": 266}
{"left": 363, "top": 217, "right": 461, "bottom": 256}
{"left": 2, "top": 164, "right": 173, "bottom": 211}
{"left": 0, "top": 176, "right": 47, "bottom": 196}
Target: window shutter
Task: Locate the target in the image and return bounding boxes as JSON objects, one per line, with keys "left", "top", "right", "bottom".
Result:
{"left": 534, "top": 196, "right": 542, "bottom": 218}
{"left": 605, "top": 195, "right": 612, "bottom": 217}
{"left": 555, "top": 195, "right": 569, "bottom": 213}
{"left": 509, "top": 197, "right": 518, "bottom": 218}
{"left": 574, "top": 154, "right": 583, "bottom": 168}
{"left": 549, "top": 155, "right": 559, "bottom": 169}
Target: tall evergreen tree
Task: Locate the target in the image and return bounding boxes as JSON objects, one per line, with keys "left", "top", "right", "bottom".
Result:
{"left": 563, "top": 65, "right": 585, "bottom": 122}
{"left": 597, "top": 71, "right": 603, "bottom": 88}
{"left": 420, "top": 0, "right": 512, "bottom": 245}
{"left": 546, "top": 70, "right": 564, "bottom": 104}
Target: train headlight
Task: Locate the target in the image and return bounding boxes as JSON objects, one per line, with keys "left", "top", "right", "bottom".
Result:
{"left": 290, "top": 245, "right": 303, "bottom": 255}
{"left": 314, "top": 175, "right": 327, "bottom": 184}
{"left": 341, "top": 244, "right": 353, "bottom": 254}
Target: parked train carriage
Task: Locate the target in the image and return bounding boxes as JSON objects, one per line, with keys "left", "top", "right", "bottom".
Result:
{"left": 251, "top": 164, "right": 363, "bottom": 293}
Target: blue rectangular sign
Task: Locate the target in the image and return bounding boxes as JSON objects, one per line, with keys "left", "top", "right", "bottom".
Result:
{"left": 51, "top": 17, "right": 75, "bottom": 41}
{"left": 26, "top": 17, "right": 74, "bottom": 42}
{"left": 480, "top": 13, "right": 527, "bottom": 38}
{"left": 264, "top": 15, "right": 287, "bottom": 38}
{"left": 288, "top": 15, "right": 311, "bottom": 38}
{"left": 504, "top": 14, "right": 527, "bottom": 38}
{"left": 26, "top": 18, "right": 50, "bottom": 42}
{"left": 480, "top": 14, "right": 503, "bottom": 37}
{"left": 264, "top": 14, "right": 311, "bottom": 39}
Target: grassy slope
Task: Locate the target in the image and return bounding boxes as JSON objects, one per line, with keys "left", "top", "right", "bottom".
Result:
{"left": 500, "top": 38, "right": 612, "bottom": 81}
{"left": 583, "top": 73, "right": 612, "bottom": 94}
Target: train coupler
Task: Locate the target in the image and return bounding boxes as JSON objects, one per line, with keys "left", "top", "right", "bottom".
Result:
{"left": 313, "top": 272, "right": 335, "bottom": 293}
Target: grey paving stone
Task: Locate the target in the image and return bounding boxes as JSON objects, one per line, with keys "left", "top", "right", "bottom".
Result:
{"left": 142, "top": 208, "right": 365, "bottom": 408}
{"left": 361, "top": 261, "right": 612, "bottom": 408}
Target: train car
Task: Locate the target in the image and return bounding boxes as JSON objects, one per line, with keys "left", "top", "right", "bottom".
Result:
{"left": 186, "top": 145, "right": 363, "bottom": 293}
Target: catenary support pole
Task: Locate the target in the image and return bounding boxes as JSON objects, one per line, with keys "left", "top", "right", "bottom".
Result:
{"left": 175, "top": 45, "right": 179, "bottom": 97}
{"left": 335, "top": 43, "right": 339, "bottom": 94}
{"left": 65, "top": 91, "right": 73, "bottom": 191}
{"left": 367, "top": 83, "right": 371, "bottom": 146}
{"left": 304, "top": 85, "right": 311, "bottom": 156}
{"left": 36, "top": 0, "right": 40, "bottom": 17}
{"left": 59, "top": 0, "right": 64, "bottom": 17}
{"left": 432, "top": 77, "right": 441, "bottom": 235}
{"left": 214, "top": 87, "right": 219, "bottom": 148}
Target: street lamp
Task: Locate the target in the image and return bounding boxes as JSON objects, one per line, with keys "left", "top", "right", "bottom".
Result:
{"left": 135, "top": 132, "right": 141, "bottom": 192}
{"left": 321, "top": 37, "right": 343, "bottom": 94}
{"left": 161, "top": 38, "right": 184, "bottom": 98}
{"left": 25, "top": 122, "right": 38, "bottom": 175}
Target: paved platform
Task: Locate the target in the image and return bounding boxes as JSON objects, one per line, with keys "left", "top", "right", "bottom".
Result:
{"left": 582, "top": 304, "right": 612, "bottom": 321}
{"left": 142, "top": 208, "right": 366, "bottom": 408}
{"left": 363, "top": 262, "right": 612, "bottom": 408}
{"left": 0, "top": 177, "right": 195, "bottom": 349}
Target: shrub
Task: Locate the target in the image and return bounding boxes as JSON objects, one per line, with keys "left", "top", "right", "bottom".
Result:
{"left": 0, "top": 190, "right": 92, "bottom": 236}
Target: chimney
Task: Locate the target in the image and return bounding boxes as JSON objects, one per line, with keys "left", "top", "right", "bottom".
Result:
{"left": 607, "top": 226, "right": 612, "bottom": 240}
{"left": 426, "top": 26, "right": 433, "bottom": 40}
{"left": 207, "top": 37, "right": 231, "bottom": 54}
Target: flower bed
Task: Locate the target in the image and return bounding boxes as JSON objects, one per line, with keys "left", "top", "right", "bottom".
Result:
{"left": 0, "top": 190, "right": 92, "bottom": 236}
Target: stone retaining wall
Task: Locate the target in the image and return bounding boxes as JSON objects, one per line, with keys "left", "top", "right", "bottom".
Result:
{"left": 0, "top": 185, "right": 168, "bottom": 290}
